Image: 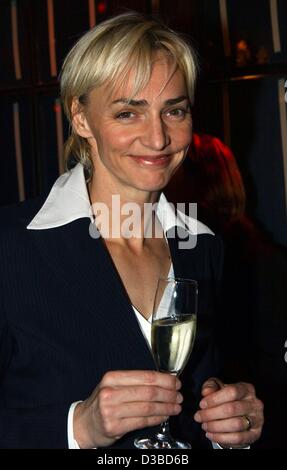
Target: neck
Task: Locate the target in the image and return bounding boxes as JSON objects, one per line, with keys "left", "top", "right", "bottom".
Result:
{"left": 88, "top": 175, "right": 164, "bottom": 248}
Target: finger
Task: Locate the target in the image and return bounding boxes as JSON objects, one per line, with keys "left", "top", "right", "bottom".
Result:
{"left": 111, "top": 401, "right": 182, "bottom": 419}
{"left": 199, "top": 383, "right": 249, "bottom": 409}
{"left": 99, "top": 385, "right": 183, "bottom": 406}
{"left": 100, "top": 370, "right": 181, "bottom": 390}
{"left": 201, "top": 377, "right": 224, "bottom": 397}
{"left": 202, "top": 416, "right": 254, "bottom": 434}
{"left": 111, "top": 415, "right": 170, "bottom": 438}
{"left": 194, "top": 400, "right": 253, "bottom": 423}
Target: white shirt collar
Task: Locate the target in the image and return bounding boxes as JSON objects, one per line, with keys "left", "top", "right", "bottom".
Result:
{"left": 27, "top": 163, "right": 213, "bottom": 236}
{"left": 27, "top": 163, "right": 92, "bottom": 230}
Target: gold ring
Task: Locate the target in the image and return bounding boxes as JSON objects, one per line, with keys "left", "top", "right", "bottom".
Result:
{"left": 242, "top": 415, "right": 252, "bottom": 431}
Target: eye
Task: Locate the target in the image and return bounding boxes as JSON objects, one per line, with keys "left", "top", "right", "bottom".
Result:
{"left": 166, "top": 108, "right": 188, "bottom": 119}
{"left": 116, "top": 111, "right": 136, "bottom": 120}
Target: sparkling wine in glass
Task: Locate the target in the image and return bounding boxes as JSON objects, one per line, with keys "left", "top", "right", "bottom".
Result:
{"left": 134, "top": 277, "right": 198, "bottom": 449}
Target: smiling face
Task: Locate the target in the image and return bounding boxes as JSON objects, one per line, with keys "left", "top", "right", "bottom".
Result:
{"left": 72, "top": 53, "right": 193, "bottom": 201}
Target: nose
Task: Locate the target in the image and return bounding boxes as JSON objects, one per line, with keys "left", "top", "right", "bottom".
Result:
{"left": 141, "top": 115, "right": 170, "bottom": 151}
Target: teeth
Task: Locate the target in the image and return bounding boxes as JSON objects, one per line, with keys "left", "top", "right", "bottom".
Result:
{"left": 142, "top": 157, "right": 166, "bottom": 161}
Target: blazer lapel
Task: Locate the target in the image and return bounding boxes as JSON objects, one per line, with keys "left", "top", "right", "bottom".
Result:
{"left": 167, "top": 227, "right": 218, "bottom": 344}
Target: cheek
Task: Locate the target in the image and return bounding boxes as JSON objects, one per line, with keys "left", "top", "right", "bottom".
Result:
{"left": 169, "top": 119, "right": 192, "bottom": 142}
{"left": 115, "top": 132, "right": 136, "bottom": 148}
{"left": 173, "top": 127, "right": 193, "bottom": 149}
{"left": 104, "top": 124, "right": 136, "bottom": 148}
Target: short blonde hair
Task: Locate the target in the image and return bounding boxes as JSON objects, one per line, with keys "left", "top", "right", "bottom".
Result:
{"left": 60, "top": 11, "right": 198, "bottom": 177}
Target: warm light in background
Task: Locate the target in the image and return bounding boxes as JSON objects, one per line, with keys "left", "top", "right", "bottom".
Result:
{"left": 47, "top": 0, "right": 57, "bottom": 77}
{"left": 151, "top": 0, "right": 160, "bottom": 14}
{"left": 11, "top": 0, "right": 22, "bottom": 80}
{"left": 98, "top": 2, "right": 107, "bottom": 15}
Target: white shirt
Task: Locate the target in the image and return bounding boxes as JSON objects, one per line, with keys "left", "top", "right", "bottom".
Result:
{"left": 27, "top": 163, "right": 215, "bottom": 449}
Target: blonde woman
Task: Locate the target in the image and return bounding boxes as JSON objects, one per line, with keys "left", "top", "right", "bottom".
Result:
{"left": 0, "top": 12, "right": 263, "bottom": 449}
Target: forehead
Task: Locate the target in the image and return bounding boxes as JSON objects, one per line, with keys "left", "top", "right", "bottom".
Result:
{"left": 89, "top": 55, "right": 187, "bottom": 107}
{"left": 129, "top": 61, "right": 186, "bottom": 102}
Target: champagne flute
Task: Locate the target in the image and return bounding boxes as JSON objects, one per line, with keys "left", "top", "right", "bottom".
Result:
{"left": 134, "top": 277, "right": 198, "bottom": 449}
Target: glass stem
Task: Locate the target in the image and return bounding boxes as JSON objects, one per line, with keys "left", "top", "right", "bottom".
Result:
{"left": 154, "top": 372, "right": 177, "bottom": 442}
{"left": 156, "top": 418, "right": 171, "bottom": 441}
{"left": 155, "top": 371, "right": 177, "bottom": 441}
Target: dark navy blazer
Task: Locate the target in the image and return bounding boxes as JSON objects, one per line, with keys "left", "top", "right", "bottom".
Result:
{"left": 0, "top": 197, "right": 223, "bottom": 448}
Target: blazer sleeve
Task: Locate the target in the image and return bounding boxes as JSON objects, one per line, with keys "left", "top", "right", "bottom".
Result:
{"left": 0, "top": 284, "right": 70, "bottom": 449}
{"left": 0, "top": 405, "right": 70, "bottom": 449}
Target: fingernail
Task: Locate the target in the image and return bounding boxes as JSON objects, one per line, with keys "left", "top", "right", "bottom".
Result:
{"left": 206, "top": 433, "right": 212, "bottom": 440}
{"left": 176, "top": 393, "right": 183, "bottom": 404}
{"left": 202, "top": 423, "right": 207, "bottom": 431}
{"left": 204, "top": 381, "right": 215, "bottom": 388}
{"left": 194, "top": 412, "right": 201, "bottom": 422}
{"left": 174, "top": 404, "right": 181, "bottom": 414}
{"left": 199, "top": 400, "right": 207, "bottom": 409}
{"left": 176, "top": 379, "right": 182, "bottom": 390}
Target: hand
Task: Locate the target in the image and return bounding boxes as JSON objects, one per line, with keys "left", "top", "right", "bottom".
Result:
{"left": 194, "top": 377, "right": 264, "bottom": 448}
{"left": 73, "top": 370, "right": 183, "bottom": 448}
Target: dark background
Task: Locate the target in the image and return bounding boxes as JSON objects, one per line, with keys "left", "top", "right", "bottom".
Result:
{"left": 1, "top": 0, "right": 287, "bottom": 246}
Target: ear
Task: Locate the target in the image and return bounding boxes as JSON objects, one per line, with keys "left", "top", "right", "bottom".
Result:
{"left": 71, "top": 98, "right": 93, "bottom": 139}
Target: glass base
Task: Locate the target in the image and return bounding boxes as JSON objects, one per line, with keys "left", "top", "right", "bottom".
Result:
{"left": 134, "top": 434, "right": 191, "bottom": 449}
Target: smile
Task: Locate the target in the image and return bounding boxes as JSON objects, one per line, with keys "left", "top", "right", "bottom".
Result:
{"left": 129, "top": 155, "right": 172, "bottom": 167}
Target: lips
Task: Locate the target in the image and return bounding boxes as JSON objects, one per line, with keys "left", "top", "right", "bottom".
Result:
{"left": 130, "top": 154, "right": 172, "bottom": 167}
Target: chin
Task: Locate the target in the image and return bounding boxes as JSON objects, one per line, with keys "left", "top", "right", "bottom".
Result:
{"left": 135, "top": 178, "right": 170, "bottom": 192}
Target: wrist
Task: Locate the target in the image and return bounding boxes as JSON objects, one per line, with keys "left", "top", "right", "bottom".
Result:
{"left": 73, "top": 401, "right": 95, "bottom": 449}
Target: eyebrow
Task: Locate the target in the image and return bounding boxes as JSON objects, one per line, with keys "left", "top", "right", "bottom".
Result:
{"left": 111, "top": 95, "right": 188, "bottom": 107}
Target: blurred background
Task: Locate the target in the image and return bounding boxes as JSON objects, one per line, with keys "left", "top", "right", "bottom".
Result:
{"left": 0, "top": 0, "right": 286, "bottom": 246}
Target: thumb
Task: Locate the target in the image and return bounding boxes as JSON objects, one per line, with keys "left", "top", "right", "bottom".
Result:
{"left": 201, "top": 377, "right": 225, "bottom": 397}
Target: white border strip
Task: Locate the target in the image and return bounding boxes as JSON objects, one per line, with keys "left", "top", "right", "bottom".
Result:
{"left": 219, "top": 0, "right": 231, "bottom": 57}
{"left": 13, "top": 102, "right": 25, "bottom": 201}
{"left": 88, "top": 0, "right": 96, "bottom": 29}
{"left": 47, "top": 0, "right": 57, "bottom": 77}
{"left": 269, "top": 0, "right": 281, "bottom": 53}
{"left": 278, "top": 79, "right": 287, "bottom": 213}
{"left": 222, "top": 83, "right": 231, "bottom": 147}
{"left": 11, "top": 0, "right": 22, "bottom": 80}
{"left": 55, "top": 99, "right": 65, "bottom": 175}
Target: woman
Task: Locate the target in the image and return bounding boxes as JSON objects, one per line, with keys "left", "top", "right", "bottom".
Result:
{"left": 0, "top": 12, "right": 263, "bottom": 449}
